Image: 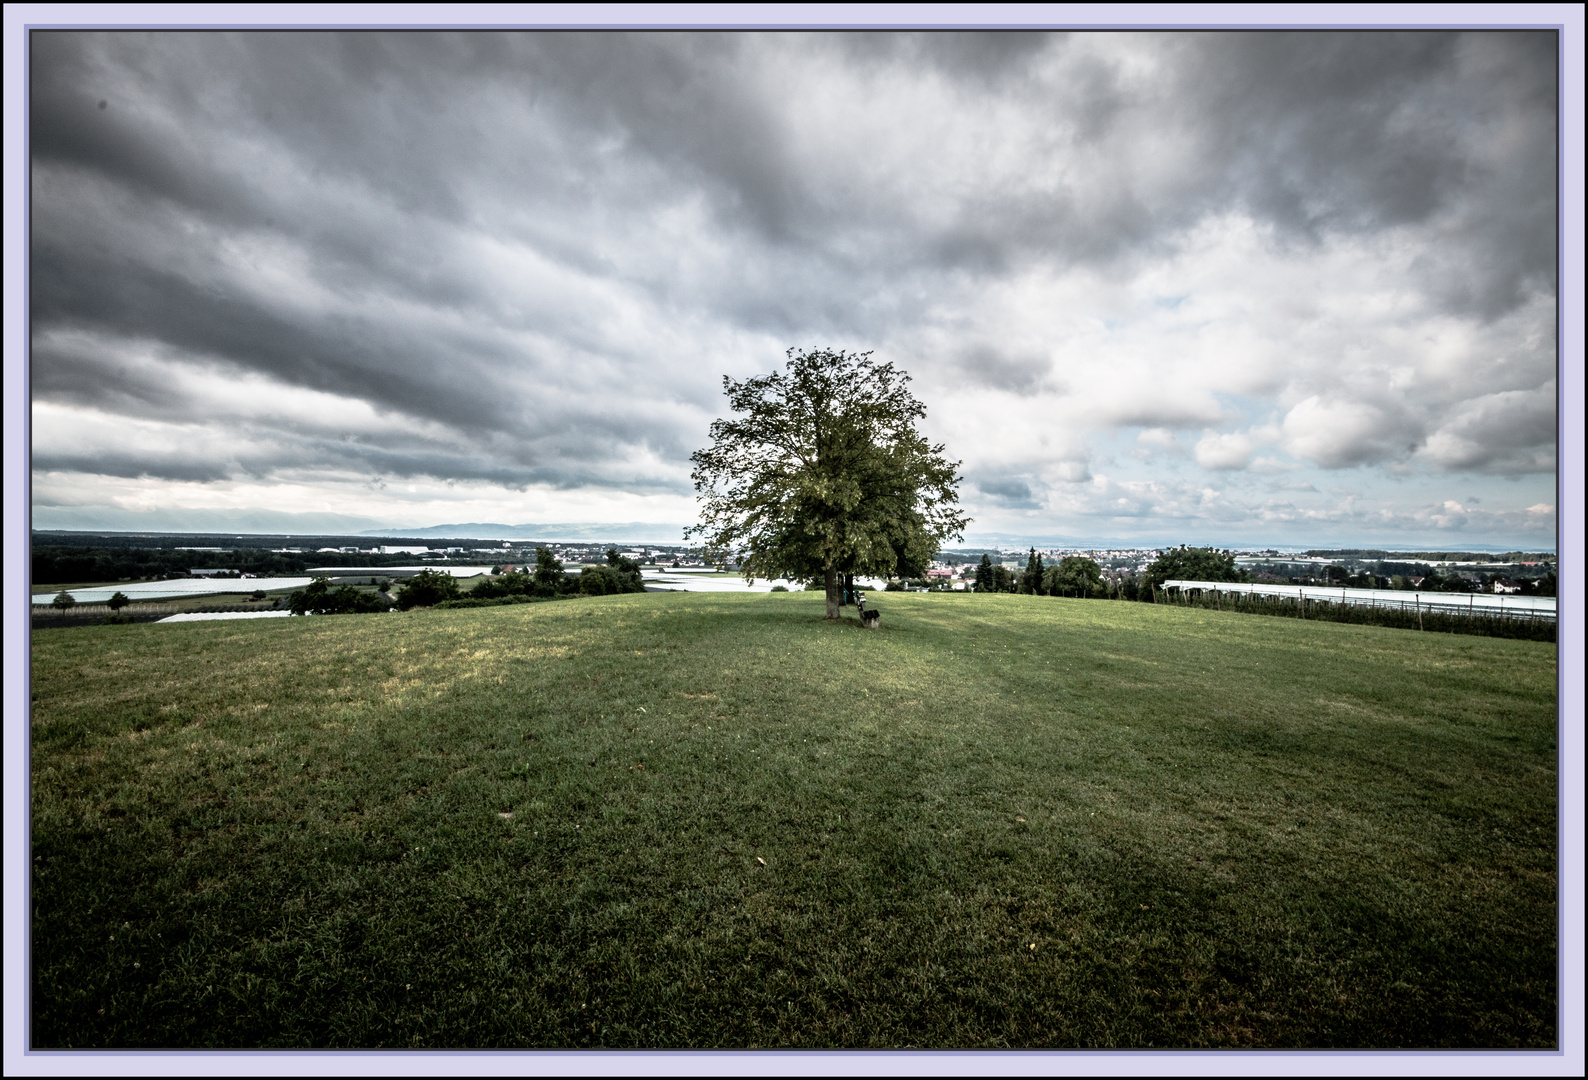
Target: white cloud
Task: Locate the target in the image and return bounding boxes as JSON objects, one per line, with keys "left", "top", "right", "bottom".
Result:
{"left": 1250, "top": 456, "right": 1301, "bottom": 474}
{"left": 1193, "top": 426, "right": 1280, "bottom": 471}
{"left": 1280, "top": 397, "right": 1419, "bottom": 468}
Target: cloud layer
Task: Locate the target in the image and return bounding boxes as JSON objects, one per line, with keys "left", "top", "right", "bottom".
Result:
{"left": 29, "top": 30, "right": 1559, "bottom": 545}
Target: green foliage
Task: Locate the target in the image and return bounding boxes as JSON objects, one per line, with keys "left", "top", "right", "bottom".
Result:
{"left": 469, "top": 547, "right": 648, "bottom": 603}
{"left": 107, "top": 591, "right": 131, "bottom": 611}
{"left": 892, "top": 548, "right": 931, "bottom": 581}
{"left": 1343, "top": 572, "right": 1387, "bottom": 590}
{"left": 433, "top": 595, "right": 536, "bottom": 609}
{"left": 1142, "top": 546, "right": 1246, "bottom": 593}
{"left": 603, "top": 548, "right": 646, "bottom": 591}
{"left": 1525, "top": 571, "right": 1557, "bottom": 597}
{"left": 51, "top": 590, "right": 76, "bottom": 609}
{"left": 289, "top": 575, "right": 395, "bottom": 616}
{"left": 687, "top": 347, "right": 968, "bottom": 616}
{"left": 393, "top": 570, "right": 462, "bottom": 611}
{"left": 1019, "top": 548, "right": 1044, "bottom": 595}
{"left": 1160, "top": 584, "right": 1554, "bottom": 642}
{"left": 1416, "top": 569, "right": 1479, "bottom": 594}
{"left": 533, "top": 547, "right": 567, "bottom": 591}
{"left": 1418, "top": 569, "right": 1446, "bottom": 591}
{"left": 30, "top": 544, "right": 402, "bottom": 585}
{"left": 469, "top": 570, "right": 537, "bottom": 602}
{"left": 1045, "top": 556, "right": 1106, "bottom": 598}
{"left": 578, "top": 565, "right": 640, "bottom": 597}
{"left": 974, "top": 553, "right": 994, "bottom": 593}
{"left": 992, "top": 565, "right": 1016, "bottom": 593}
{"left": 769, "top": 585, "right": 790, "bottom": 592}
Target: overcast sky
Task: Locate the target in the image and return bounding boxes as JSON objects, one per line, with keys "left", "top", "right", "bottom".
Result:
{"left": 27, "top": 29, "right": 1562, "bottom": 548}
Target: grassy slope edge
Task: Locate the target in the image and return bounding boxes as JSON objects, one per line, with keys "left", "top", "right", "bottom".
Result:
{"left": 30, "top": 592, "right": 1557, "bottom": 1048}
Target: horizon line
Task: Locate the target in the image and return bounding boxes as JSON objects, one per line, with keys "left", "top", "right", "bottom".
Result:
{"left": 27, "top": 527, "right": 1557, "bottom": 555}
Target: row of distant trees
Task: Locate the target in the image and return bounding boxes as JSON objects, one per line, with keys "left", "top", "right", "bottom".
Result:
{"left": 50, "top": 589, "right": 134, "bottom": 611}
{"left": 969, "top": 551, "right": 1121, "bottom": 597}
{"left": 460, "top": 548, "right": 645, "bottom": 604}
{"left": 33, "top": 546, "right": 343, "bottom": 584}
{"left": 285, "top": 548, "right": 646, "bottom": 615}
{"left": 966, "top": 546, "right": 1244, "bottom": 600}
{"left": 30, "top": 545, "right": 507, "bottom": 586}
{"left": 1306, "top": 564, "right": 1556, "bottom": 596}
{"left": 958, "top": 546, "right": 1556, "bottom": 601}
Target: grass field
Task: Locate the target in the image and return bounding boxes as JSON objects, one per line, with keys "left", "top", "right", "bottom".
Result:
{"left": 29, "top": 592, "right": 1557, "bottom": 1048}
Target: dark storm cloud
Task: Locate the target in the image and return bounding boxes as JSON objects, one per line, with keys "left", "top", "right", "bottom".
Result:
{"left": 972, "top": 476, "right": 1042, "bottom": 509}
{"left": 834, "top": 30, "right": 1055, "bottom": 76}
{"left": 954, "top": 345, "right": 1055, "bottom": 394}
{"left": 28, "top": 29, "right": 1558, "bottom": 505}
{"left": 895, "top": 32, "right": 1555, "bottom": 301}
{"left": 1182, "top": 32, "right": 1557, "bottom": 318}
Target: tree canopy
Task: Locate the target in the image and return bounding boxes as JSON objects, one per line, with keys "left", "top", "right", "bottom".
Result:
{"left": 290, "top": 575, "right": 396, "bottom": 615}
{"left": 1019, "top": 549, "right": 1044, "bottom": 594}
{"left": 393, "top": 569, "right": 461, "bottom": 610}
{"left": 974, "top": 554, "right": 995, "bottom": 593}
{"left": 469, "top": 547, "right": 645, "bottom": 602}
{"left": 1141, "top": 546, "right": 1246, "bottom": 595}
{"left": 1046, "top": 555, "right": 1106, "bottom": 598}
{"left": 688, "top": 348, "right": 968, "bottom": 619}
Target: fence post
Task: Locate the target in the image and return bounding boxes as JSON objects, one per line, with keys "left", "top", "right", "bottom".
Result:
{"left": 1416, "top": 594, "right": 1423, "bottom": 631}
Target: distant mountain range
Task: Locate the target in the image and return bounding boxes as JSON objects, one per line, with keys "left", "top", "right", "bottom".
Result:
{"left": 358, "top": 522, "right": 693, "bottom": 543}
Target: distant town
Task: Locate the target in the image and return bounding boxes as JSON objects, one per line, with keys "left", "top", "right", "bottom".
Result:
{"left": 29, "top": 531, "right": 1557, "bottom": 596}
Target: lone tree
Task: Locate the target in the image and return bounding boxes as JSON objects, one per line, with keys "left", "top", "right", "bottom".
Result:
{"left": 688, "top": 347, "right": 968, "bottom": 620}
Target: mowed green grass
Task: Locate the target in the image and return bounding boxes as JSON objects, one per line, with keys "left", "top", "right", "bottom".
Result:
{"left": 30, "top": 592, "right": 1557, "bottom": 1048}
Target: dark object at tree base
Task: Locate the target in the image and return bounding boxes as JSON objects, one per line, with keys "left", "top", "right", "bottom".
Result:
{"left": 861, "top": 608, "right": 880, "bottom": 629}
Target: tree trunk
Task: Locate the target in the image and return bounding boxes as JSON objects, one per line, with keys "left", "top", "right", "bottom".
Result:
{"left": 825, "top": 566, "right": 841, "bottom": 620}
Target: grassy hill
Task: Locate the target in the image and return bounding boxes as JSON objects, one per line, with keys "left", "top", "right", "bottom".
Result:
{"left": 30, "top": 592, "right": 1557, "bottom": 1047}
